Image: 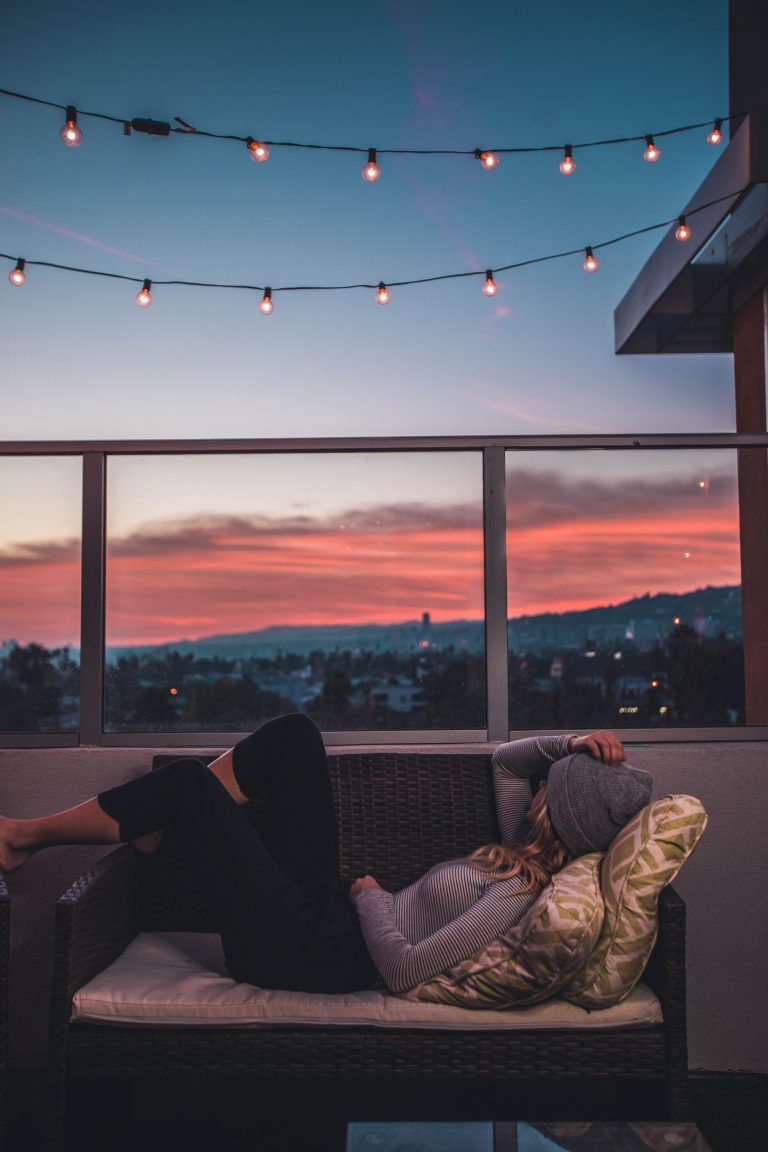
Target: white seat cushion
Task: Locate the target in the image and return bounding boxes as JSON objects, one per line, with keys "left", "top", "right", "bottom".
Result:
{"left": 71, "top": 932, "right": 662, "bottom": 1031}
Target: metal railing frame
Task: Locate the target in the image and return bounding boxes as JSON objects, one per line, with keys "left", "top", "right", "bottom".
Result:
{"left": 2, "top": 433, "right": 768, "bottom": 747}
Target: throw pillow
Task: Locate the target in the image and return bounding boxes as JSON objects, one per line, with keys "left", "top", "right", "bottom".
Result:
{"left": 397, "top": 853, "right": 604, "bottom": 1009}
{"left": 563, "top": 793, "right": 707, "bottom": 1009}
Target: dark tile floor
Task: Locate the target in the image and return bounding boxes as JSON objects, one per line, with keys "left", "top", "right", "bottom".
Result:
{"left": 5, "top": 1070, "right": 767, "bottom": 1152}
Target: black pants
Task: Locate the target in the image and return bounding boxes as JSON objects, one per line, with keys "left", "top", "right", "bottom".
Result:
{"left": 97, "top": 713, "right": 379, "bottom": 993}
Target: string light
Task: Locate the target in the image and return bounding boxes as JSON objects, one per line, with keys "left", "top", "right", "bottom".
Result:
{"left": 259, "top": 287, "right": 273, "bottom": 315}
{"left": 1, "top": 188, "right": 743, "bottom": 310}
{"left": 60, "top": 105, "right": 83, "bottom": 147}
{"left": 475, "top": 148, "right": 499, "bottom": 170}
{"left": 482, "top": 270, "right": 497, "bottom": 297}
{"left": 559, "top": 145, "right": 576, "bottom": 175}
{"left": 362, "top": 148, "right": 381, "bottom": 182}
{"left": 0, "top": 87, "right": 736, "bottom": 168}
{"left": 675, "top": 216, "right": 691, "bottom": 242}
{"left": 643, "top": 135, "right": 660, "bottom": 162}
{"left": 707, "top": 118, "right": 723, "bottom": 145}
{"left": 135, "top": 279, "right": 152, "bottom": 308}
{"left": 8, "top": 258, "right": 26, "bottom": 286}
{"left": 246, "top": 137, "right": 270, "bottom": 163}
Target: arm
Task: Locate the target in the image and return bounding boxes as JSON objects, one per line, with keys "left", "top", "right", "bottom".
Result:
{"left": 492, "top": 734, "right": 574, "bottom": 846}
{"left": 352, "top": 879, "right": 535, "bottom": 994}
{"left": 492, "top": 732, "right": 626, "bottom": 845}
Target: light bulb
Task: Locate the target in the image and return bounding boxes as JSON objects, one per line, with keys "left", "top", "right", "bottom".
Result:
{"left": 475, "top": 148, "right": 499, "bottom": 170}
{"left": 376, "top": 281, "right": 390, "bottom": 305}
{"left": 246, "top": 137, "right": 270, "bottom": 163}
{"left": 259, "top": 288, "right": 273, "bottom": 315}
{"left": 707, "top": 119, "right": 723, "bottom": 145}
{"left": 583, "top": 247, "right": 599, "bottom": 272}
{"left": 559, "top": 145, "right": 576, "bottom": 175}
{"left": 135, "top": 279, "right": 152, "bottom": 308}
{"left": 483, "top": 270, "right": 497, "bottom": 297}
{"left": 60, "top": 105, "right": 83, "bottom": 147}
{"left": 362, "top": 148, "right": 380, "bottom": 182}
{"left": 8, "top": 259, "right": 26, "bottom": 287}
{"left": 643, "top": 135, "right": 660, "bottom": 162}
{"left": 675, "top": 216, "right": 691, "bottom": 242}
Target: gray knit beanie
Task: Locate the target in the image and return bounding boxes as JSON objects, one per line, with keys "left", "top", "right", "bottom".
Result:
{"left": 546, "top": 753, "right": 653, "bottom": 856}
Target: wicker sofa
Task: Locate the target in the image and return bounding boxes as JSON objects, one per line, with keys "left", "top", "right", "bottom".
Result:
{"left": 47, "top": 751, "right": 690, "bottom": 1146}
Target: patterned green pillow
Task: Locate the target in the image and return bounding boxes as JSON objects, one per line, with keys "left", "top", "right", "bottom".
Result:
{"left": 563, "top": 794, "right": 707, "bottom": 1010}
{"left": 397, "top": 853, "right": 604, "bottom": 1009}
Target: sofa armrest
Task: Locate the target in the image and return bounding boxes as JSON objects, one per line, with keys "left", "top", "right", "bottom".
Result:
{"left": 52, "top": 845, "right": 139, "bottom": 1007}
{"left": 46, "top": 846, "right": 139, "bottom": 1143}
{"left": 643, "top": 886, "right": 688, "bottom": 1048}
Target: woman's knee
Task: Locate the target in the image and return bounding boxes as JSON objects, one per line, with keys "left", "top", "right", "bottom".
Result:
{"left": 260, "top": 712, "right": 321, "bottom": 741}
{"left": 160, "top": 756, "right": 212, "bottom": 790}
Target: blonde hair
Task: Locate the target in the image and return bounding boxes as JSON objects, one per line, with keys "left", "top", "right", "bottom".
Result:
{"left": 467, "top": 801, "right": 571, "bottom": 895}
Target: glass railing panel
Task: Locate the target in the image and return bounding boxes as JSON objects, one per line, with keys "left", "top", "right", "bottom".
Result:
{"left": 0, "top": 456, "right": 81, "bottom": 732}
{"left": 505, "top": 448, "right": 743, "bottom": 729}
{"left": 104, "top": 452, "right": 485, "bottom": 732}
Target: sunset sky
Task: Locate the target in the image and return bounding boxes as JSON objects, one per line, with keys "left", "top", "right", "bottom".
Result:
{"left": 0, "top": 450, "right": 742, "bottom": 647}
{"left": 1, "top": 1, "right": 742, "bottom": 650}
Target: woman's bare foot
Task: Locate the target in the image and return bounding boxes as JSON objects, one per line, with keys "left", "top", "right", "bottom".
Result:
{"left": 0, "top": 816, "right": 33, "bottom": 874}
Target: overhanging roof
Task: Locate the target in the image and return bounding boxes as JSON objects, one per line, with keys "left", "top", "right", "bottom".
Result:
{"left": 614, "top": 111, "right": 768, "bottom": 354}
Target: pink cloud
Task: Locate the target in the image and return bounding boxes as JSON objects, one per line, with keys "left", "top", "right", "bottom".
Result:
{"left": 0, "top": 476, "right": 741, "bottom": 647}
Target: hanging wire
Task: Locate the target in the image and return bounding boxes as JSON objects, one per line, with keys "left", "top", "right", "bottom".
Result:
{"left": 0, "top": 86, "right": 738, "bottom": 157}
{"left": 0, "top": 189, "right": 745, "bottom": 300}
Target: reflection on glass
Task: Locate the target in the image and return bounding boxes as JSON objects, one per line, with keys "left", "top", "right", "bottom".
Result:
{"left": 105, "top": 453, "right": 485, "bottom": 731}
{"left": 505, "top": 450, "right": 744, "bottom": 729}
{"left": 0, "top": 457, "right": 81, "bottom": 732}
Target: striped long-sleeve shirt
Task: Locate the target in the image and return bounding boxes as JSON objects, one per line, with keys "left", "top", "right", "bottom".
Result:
{"left": 353, "top": 734, "right": 574, "bottom": 993}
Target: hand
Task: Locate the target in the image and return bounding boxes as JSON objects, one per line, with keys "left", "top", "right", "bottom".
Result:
{"left": 568, "top": 731, "right": 625, "bottom": 767}
{"left": 349, "top": 875, "right": 383, "bottom": 901}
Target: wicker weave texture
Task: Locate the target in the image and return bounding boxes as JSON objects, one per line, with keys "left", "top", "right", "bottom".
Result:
{"left": 67, "top": 1023, "right": 669, "bottom": 1080}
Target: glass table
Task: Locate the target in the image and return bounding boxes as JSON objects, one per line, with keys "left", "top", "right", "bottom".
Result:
{"left": 347, "top": 1121, "right": 713, "bottom": 1152}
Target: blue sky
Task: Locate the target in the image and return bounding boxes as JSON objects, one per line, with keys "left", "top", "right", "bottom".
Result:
{"left": 2, "top": 0, "right": 732, "bottom": 441}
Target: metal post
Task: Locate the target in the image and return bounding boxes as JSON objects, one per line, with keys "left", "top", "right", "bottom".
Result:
{"left": 79, "top": 453, "right": 106, "bottom": 743}
{"left": 734, "top": 288, "right": 768, "bottom": 724}
{"left": 483, "top": 446, "right": 509, "bottom": 741}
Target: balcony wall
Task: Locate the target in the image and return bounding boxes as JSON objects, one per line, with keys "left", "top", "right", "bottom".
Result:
{"left": 2, "top": 740, "right": 767, "bottom": 1073}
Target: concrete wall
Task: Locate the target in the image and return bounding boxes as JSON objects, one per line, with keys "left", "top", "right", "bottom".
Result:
{"left": 1, "top": 741, "right": 767, "bottom": 1071}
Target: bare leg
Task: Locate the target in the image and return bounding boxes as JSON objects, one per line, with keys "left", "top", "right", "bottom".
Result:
{"left": 207, "top": 748, "right": 249, "bottom": 806}
{"left": 1, "top": 733, "right": 280, "bottom": 874}
{"left": 0, "top": 799, "right": 120, "bottom": 874}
